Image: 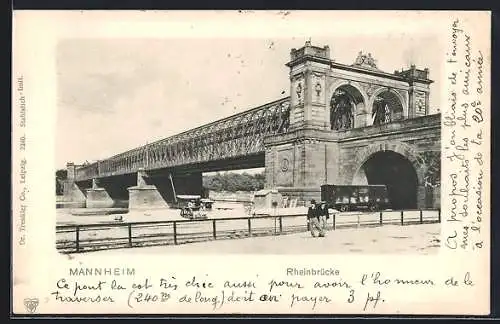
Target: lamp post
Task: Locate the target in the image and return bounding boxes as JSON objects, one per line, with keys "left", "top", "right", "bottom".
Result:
{"left": 272, "top": 201, "right": 278, "bottom": 234}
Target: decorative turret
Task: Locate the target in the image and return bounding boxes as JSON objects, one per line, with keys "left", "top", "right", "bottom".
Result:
{"left": 394, "top": 65, "right": 433, "bottom": 117}
{"left": 286, "top": 41, "right": 331, "bottom": 130}
{"left": 394, "top": 65, "right": 432, "bottom": 82}
{"left": 287, "top": 41, "right": 331, "bottom": 68}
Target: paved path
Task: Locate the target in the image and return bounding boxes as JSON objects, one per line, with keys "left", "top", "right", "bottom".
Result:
{"left": 73, "top": 223, "right": 440, "bottom": 256}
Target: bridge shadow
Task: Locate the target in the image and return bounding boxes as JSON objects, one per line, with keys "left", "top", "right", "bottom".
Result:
{"left": 98, "top": 174, "right": 137, "bottom": 208}
{"left": 145, "top": 172, "right": 203, "bottom": 206}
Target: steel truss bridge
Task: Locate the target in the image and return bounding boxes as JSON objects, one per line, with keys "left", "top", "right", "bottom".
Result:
{"left": 75, "top": 97, "right": 291, "bottom": 181}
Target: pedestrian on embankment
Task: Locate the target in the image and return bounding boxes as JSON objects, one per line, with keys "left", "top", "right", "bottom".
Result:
{"left": 307, "top": 199, "right": 325, "bottom": 238}
{"left": 319, "top": 201, "right": 329, "bottom": 231}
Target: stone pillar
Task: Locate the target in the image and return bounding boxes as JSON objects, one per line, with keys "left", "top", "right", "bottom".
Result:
{"left": 267, "top": 42, "right": 344, "bottom": 205}
{"left": 267, "top": 135, "right": 341, "bottom": 206}
{"left": 264, "top": 147, "right": 276, "bottom": 189}
{"left": 62, "top": 181, "right": 86, "bottom": 203}
{"left": 128, "top": 169, "right": 169, "bottom": 210}
{"left": 85, "top": 178, "right": 114, "bottom": 208}
{"left": 396, "top": 65, "right": 433, "bottom": 118}
{"left": 287, "top": 42, "right": 331, "bottom": 131}
{"left": 62, "top": 162, "right": 85, "bottom": 203}
{"left": 354, "top": 102, "right": 369, "bottom": 128}
{"left": 66, "top": 162, "right": 76, "bottom": 181}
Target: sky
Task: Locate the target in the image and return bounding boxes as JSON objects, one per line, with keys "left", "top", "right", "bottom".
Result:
{"left": 56, "top": 35, "right": 443, "bottom": 170}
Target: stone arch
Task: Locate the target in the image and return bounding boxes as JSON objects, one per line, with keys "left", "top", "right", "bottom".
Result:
{"left": 368, "top": 88, "right": 408, "bottom": 124}
{"left": 329, "top": 80, "right": 370, "bottom": 110}
{"left": 328, "top": 80, "right": 369, "bottom": 129}
{"left": 353, "top": 141, "right": 424, "bottom": 187}
{"left": 352, "top": 142, "right": 424, "bottom": 209}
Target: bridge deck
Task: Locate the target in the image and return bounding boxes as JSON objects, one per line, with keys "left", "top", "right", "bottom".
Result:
{"left": 75, "top": 97, "right": 291, "bottom": 181}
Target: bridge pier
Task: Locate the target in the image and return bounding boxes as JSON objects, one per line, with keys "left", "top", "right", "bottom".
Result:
{"left": 85, "top": 178, "right": 115, "bottom": 208}
{"left": 61, "top": 163, "right": 86, "bottom": 203}
{"left": 128, "top": 169, "right": 169, "bottom": 210}
{"left": 62, "top": 181, "right": 86, "bottom": 203}
{"left": 128, "top": 169, "right": 204, "bottom": 210}
{"left": 265, "top": 136, "right": 339, "bottom": 206}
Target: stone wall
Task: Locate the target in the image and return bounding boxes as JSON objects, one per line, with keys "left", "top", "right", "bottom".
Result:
{"left": 265, "top": 114, "right": 441, "bottom": 208}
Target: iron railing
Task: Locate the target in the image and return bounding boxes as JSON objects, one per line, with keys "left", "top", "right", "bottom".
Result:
{"left": 56, "top": 209, "right": 440, "bottom": 253}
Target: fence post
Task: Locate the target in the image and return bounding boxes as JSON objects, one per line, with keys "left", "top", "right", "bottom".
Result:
{"left": 420, "top": 210, "right": 423, "bottom": 224}
{"left": 279, "top": 216, "right": 283, "bottom": 233}
{"left": 212, "top": 219, "right": 217, "bottom": 240}
{"left": 173, "top": 222, "right": 178, "bottom": 245}
{"left": 333, "top": 213, "right": 336, "bottom": 230}
{"left": 438, "top": 209, "right": 441, "bottom": 223}
{"left": 357, "top": 214, "right": 360, "bottom": 228}
{"left": 75, "top": 226, "right": 80, "bottom": 252}
{"left": 379, "top": 211, "right": 383, "bottom": 226}
{"left": 248, "top": 218, "right": 252, "bottom": 236}
{"left": 128, "top": 223, "right": 132, "bottom": 247}
{"left": 400, "top": 210, "right": 404, "bottom": 226}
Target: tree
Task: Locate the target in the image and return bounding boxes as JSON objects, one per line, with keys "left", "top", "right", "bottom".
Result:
{"left": 203, "top": 171, "right": 265, "bottom": 192}
{"left": 417, "top": 151, "right": 440, "bottom": 207}
{"left": 55, "top": 169, "right": 68, "bottom": 195}
{"left": 417, "top": 151, "right": 440, "bottom": 188}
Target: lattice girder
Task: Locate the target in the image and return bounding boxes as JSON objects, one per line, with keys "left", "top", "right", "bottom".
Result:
{"left": 75, "top": 97, "right": 290, "bottom": 180}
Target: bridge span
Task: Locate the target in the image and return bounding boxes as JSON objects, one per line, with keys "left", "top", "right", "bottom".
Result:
{"left": 62, "top": 41, "right": 441, "bottom": 211}
{"left": 74, "top": 97, "right": 291, "bottom": 181}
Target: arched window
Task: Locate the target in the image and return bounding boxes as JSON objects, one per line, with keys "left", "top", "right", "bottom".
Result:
{"left": 372, "top": 90, "right": 404, "bottom": 125}
{"left": 330, "top": 89, "right": 355, "bottom": 130}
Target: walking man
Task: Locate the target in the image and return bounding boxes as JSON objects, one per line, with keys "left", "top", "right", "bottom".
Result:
{"left": 307, "top": 199, "right": 325, "bottom": 238}
{"left": 319, "top": 201, "right": 329, "bottom": 231}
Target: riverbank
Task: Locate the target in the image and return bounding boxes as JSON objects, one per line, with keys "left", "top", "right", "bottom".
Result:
{"left": 56, "top": 201, "right": 250, "bottom": 225}
{"left": 71, "top": 223, "right": 441, "bottom": 255}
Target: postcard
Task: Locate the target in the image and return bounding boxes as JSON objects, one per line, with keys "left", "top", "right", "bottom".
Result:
{"left": 12, "top": 10, "right": 491, "bottom": 315}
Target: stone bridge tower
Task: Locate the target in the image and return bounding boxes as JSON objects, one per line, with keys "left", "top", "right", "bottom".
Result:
{"left": 264, "top": 41, "right": 439, "bottom": 208}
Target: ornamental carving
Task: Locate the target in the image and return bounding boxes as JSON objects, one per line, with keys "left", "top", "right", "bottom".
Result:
{"left": 362, "top": 83, "right": 380, "bottom": 98}
{"left": 315, "top": 83, "right": 322, "bottom": 97}
{"left": 312, "top": 73, "right": 325, "bottom": 104}
{"left": 352, "top": 51, "right": 378, "bottom": 69}
{"left": 292, "top": 74, "right": 304, "bottom": 106}
{"left": 415, "top": 91, "right": 426, "bottom": 114}
{"left": 291, "top": 72, "right": 305, "bottom": 82}
{"left": 296, "top": 83, "right": 302, "bottom": 96}
{"left": 280, "top": 158, "right": 290, "bottom": 172}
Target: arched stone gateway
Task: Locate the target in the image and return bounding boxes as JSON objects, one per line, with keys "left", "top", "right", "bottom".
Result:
{"left": 354, "top": 150, "right": 419, "bottom": 209}
{"left": 352, "top": 142, "right": 436, "bottom": 209}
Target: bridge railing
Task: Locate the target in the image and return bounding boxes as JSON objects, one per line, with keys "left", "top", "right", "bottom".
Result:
{"left": 75, "top": 162, "right": 99, "bottom": 180}
{"left": 337, "top": 113, "right": 441, "bottom": 141}
{"left": 74, "top": 97, "right": 291, "bottom": 181}
{"left": 56, "top": 208, "right": 440, "bottom": 253}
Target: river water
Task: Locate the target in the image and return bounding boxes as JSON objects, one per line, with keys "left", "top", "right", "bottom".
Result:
{"left": 56, "top": 201, "right": 254, "bottom": 225}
